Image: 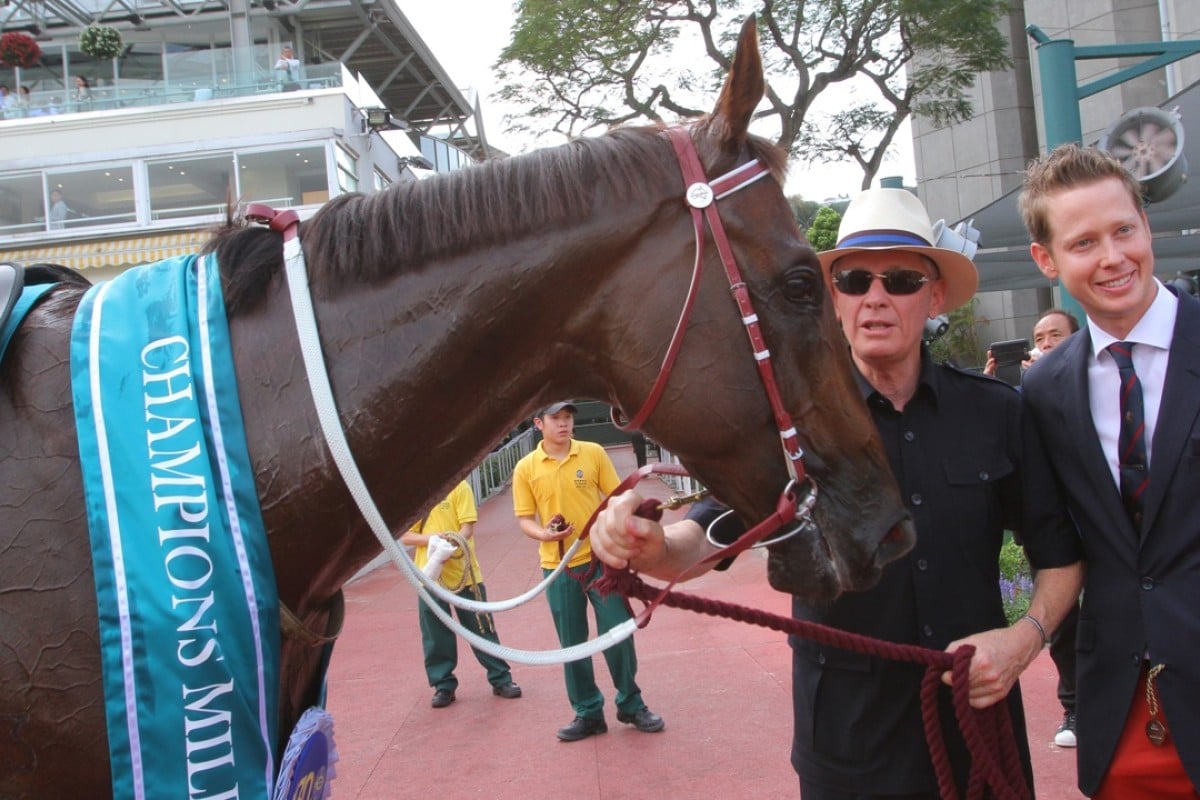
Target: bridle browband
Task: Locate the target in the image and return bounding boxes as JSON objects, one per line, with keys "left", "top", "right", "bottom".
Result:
{"left": 613, "top": 126, "right": 818, "bottom": 554}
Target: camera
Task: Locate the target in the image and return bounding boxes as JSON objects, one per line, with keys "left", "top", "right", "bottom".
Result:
{"left": 990, "top": 338, "right": 1029, "bottom": 386}
{"left": 923, "top": 314, "right": 950, "bottom": 342}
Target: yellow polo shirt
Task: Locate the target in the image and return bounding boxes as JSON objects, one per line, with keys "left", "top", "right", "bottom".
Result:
{"left": 409, "top": 480, "right": 482, "bottom": 588}
{"left": 512, "top": 439, "right": 621, "bottom": 569}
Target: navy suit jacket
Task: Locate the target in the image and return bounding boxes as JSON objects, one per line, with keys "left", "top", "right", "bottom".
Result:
{"left": 1021, "top": 287, "right": 1200, "bottom": 795}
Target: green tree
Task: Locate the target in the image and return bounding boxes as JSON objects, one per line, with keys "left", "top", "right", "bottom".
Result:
{"left": 497, "top": 0, "right": 1010, "bottom": 189}
{"left": 806, "top": 206, "right": 842, "bottom": 252}
{"left": 926, "top": 298, "right": 987, "bottom": 368}
{"left": 788, "top": 195, "right": 822, "bottom": 231}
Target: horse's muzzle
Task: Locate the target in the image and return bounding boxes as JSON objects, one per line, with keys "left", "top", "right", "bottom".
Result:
{"left": 765, "top": 512, "right": 915, "bottom": 599}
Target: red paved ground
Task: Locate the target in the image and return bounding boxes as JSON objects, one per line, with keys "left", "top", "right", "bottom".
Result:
{"left": 326, "top": 445, "right": 1083, "bottom": 799}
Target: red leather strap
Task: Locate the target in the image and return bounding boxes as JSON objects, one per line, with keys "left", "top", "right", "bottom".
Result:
{"left": 662, "top": 127, "right": 803, "bottom": 467}
{"left": 244, "top": 203, "right": 300, "bottom": 240}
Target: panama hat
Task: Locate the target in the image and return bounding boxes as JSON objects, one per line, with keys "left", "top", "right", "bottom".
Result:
{"left": 817, "top": 188, "right": 979, "bottom": 312}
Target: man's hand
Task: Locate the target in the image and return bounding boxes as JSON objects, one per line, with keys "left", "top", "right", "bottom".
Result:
{"left": 544, "top": 514, "right": 573, "bottom": 542}
{"left": 591, "top": 490, "right": 666, "bottom": 571}
{"left": 943, "top": 621, "right": 1044, "bottom": 709}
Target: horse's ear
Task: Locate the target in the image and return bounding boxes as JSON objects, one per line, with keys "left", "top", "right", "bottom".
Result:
{"left": 711, "top": 16, "right": 764, "bottom": 145}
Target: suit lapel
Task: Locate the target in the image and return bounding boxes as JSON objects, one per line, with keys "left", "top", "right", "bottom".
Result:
{"left": 1142, "top": 294, "right": 1200, "bottom": 533}
{"left": 1052, "top": 332, "right": 1128, "bottom": 529}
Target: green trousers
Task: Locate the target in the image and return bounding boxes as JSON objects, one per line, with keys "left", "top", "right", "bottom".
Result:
{"left": 417, "top": 582, "right": 513, "bottom": 692}
{"left": 544, "top": 562, "right": 645, "bottom": 719}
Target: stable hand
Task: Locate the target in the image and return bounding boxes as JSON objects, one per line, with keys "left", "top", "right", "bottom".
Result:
{"left": 591, "top": 490, "right": 666, "bottom": 571}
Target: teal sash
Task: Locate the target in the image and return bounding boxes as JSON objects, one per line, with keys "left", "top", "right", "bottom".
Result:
{"left": 71, "top": 253, "right": 280, "bottom": 800}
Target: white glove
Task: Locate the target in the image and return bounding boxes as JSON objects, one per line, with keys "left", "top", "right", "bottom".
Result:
{"left": 422, "top": 534, "right": 457, "bottom": 580}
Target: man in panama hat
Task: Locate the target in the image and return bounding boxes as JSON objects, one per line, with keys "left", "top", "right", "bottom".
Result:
{"left": 589, "top": 186, "right": 1040, "bottom": 798}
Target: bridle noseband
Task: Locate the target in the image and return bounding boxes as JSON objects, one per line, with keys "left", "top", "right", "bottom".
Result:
{"left": 613, "top": 126, "right": 818, "bottom": 555}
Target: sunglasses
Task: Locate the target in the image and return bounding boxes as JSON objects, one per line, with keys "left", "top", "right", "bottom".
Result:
{"left": 832, "top": 269, "right": 931, "bottom": 296}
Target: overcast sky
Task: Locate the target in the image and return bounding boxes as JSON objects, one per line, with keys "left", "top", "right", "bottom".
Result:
{"left": 396, "top": 1, "right": 915, "bottom": 202}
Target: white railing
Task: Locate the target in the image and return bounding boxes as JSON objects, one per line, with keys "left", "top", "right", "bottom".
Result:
{"left": 653, "top": 444, "right": 705, "bottom": 496}
{"left": 467, "top": 428, "right": 536, "bottom": 504}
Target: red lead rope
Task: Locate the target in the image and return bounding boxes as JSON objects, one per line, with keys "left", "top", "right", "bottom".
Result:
{"left": 585, "top": 466, "right": 1030, "bottom": 800}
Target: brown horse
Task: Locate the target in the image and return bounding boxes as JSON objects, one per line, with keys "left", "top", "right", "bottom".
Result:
{"left": 0, "top": 19, "right": 911, "bottom": 798}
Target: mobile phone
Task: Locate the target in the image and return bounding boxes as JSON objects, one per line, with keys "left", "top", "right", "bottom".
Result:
{"left": 990, "top": 338, "right": 1029, "bottom": 386}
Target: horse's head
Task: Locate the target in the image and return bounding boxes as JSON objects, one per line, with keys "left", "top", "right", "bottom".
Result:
{"left": 606, "top": 18, "right": 914, "bottom": 600}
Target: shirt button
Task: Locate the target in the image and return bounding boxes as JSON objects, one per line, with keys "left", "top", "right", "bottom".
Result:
{"left": 978, "top": 470, "right": 990, "bottom": 481}
{"left": 922, "top": 625, "right": 934, "bottom": 638}
{"left": 911, "top": 493, "right": 923, "bottom": 506}
{"left": 917, "top": 558, "right": 929, "bottom": 571}
{"left": 818, "top": 653, "right": 827, "bottom": 665}
{"left": 904, "top": 431, "right": 915, "bottom": 442}
{"left": 1132, "top": 653, "right": 1143, "bottom": 665}
{"left": 1141, "top": 577, "right": 1155, "bottom": 590}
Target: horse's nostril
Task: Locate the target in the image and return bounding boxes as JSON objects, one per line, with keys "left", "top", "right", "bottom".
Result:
{"left": 876, "top": 517, "right": 916, "bottom": 567}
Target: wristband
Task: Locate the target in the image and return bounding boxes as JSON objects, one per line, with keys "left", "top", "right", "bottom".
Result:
{"left": 1019, "top": 614, "right": 1048, "bottom": 647}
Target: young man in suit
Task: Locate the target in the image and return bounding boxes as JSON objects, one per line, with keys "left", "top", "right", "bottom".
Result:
{"left": 962, "top": 143, "right": 1199, "bottom": 798}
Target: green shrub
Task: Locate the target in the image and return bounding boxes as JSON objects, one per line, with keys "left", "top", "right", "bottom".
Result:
{"left": 999, "top": 535, "right": 1033, "bottom": 624}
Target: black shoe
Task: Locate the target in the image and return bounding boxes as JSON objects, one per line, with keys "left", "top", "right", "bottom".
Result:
{"left": 557, "top": 716, "right": 607, "bottom": 742}
{"left": 492, "top": 681, "right": 522, "bottom": 699}
{"left": 616, "top": 707, "right": 665, "bottom": 733}
{"left": 431, "top": 689, "right": 455, "bottom": 708}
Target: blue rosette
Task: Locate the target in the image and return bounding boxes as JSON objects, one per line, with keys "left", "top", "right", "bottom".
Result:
{"left": 273, "top": 706, "right": 338, "bottom": 800}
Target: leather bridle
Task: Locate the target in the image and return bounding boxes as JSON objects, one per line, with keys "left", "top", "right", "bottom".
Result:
{"left": 612, "top": 126, "right": 818, "bottom": 557}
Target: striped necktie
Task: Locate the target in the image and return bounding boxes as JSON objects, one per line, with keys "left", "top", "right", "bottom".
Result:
{"left": 1108, "top": 342, "right": 1148, "bottom": 530}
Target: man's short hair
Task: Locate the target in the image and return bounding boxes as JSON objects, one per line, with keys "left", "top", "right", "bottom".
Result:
{"left": 1019, "top": 144, "right": 1144, "bottom": 246}
{"left": 1038, "top": 307, "right": 1080, "bottom": 333}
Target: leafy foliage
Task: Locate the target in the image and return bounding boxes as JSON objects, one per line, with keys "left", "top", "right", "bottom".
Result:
{"left": 806, "top": 206, "right": 842, "bottom": 252}
{"left": 788, "top": 196, "right": 825, "bottom": 232}
{"left": 79, "top": 25, "right": 124, "bottom": 60}
{"left": 498, "top": 0, "right": 1010, "bottom": 187}
{"left": 926, "top": 298, "right": 986, "bottom": 368}
{"left": 0, "top": 32, "right": 41, "bottom": 68}
{"left": 999, "top": 534, "right": 1032, "bottom": 624}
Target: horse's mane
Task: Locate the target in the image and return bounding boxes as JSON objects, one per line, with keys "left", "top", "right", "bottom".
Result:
{"left": 208, "top": 122, "right": 786, "bottom": 317}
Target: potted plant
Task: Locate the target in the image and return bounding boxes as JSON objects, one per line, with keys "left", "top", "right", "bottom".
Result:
{"left": 0, "top": 31, "right": 42, "bottom": 68}
{"left": 79, "top": 25, "right": 124, "bottom": 60}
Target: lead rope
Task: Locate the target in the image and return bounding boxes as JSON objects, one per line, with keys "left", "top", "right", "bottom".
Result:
{"left": 591, "top": 491, "right": 1029, "bottom": 800}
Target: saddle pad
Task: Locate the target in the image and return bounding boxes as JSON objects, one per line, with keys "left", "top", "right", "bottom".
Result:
{"left": 70, "top": 253, "right": 280, "bottom": 800}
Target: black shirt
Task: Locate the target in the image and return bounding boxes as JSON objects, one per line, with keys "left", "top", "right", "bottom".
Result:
{"left": 689, "top": 350, "right": 1033, "bottom": 795}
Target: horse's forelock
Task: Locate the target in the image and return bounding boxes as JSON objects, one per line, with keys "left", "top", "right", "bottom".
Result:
{"left": 692, "top": 115, "right": 789, "bottom": 185}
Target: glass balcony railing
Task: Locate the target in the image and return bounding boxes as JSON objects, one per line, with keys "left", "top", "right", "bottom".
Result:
{"left": 1, "top": 46, "right": 345, "bottom": 122}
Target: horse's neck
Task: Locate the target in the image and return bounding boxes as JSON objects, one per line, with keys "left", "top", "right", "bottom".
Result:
{"left": 240, "top": 223, "right": 645, "bottom": 607}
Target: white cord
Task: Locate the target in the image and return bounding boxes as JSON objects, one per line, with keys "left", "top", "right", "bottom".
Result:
{"left": 282, "top": 236, "right": 636, "bottom": 664}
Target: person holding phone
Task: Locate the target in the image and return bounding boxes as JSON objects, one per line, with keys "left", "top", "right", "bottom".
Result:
{"left": 984, "top": 308, "right": 1079, "bottom": 381}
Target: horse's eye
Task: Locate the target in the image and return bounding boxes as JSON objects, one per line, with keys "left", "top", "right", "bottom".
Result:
{"left": 782, "top": 267, "right": 820, "bottom": 305}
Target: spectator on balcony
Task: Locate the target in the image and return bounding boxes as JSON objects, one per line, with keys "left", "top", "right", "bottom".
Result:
{"left": 274, "top": 46, "right": 301, "bottom": 90}
{"left": 72, "top": 76, "right": 93, "bottom": 109}
{"left": 48, "top": 189, "right": 73, "bottom": 229}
